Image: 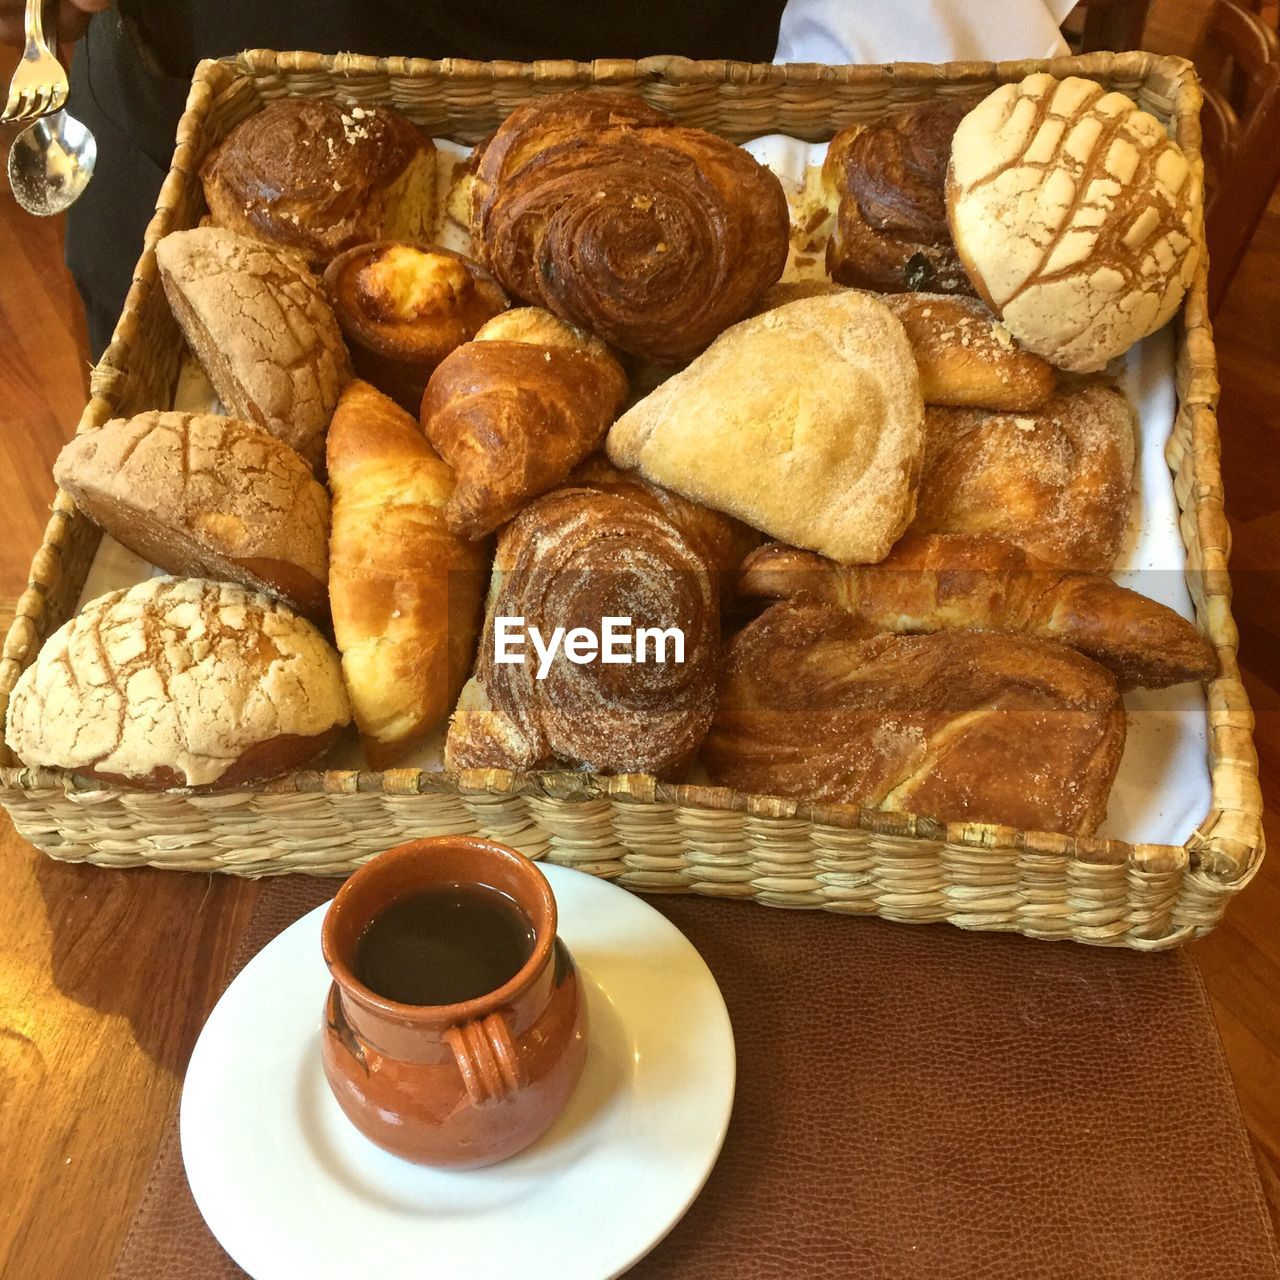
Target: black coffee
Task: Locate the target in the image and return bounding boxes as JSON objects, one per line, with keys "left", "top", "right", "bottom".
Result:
{"left": 354, "top": 883, "right": 536, "bottom": 1006}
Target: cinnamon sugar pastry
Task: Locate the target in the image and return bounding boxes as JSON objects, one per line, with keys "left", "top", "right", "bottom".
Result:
{"left": 323, "top": 242, "right": 508, "bottom": 413}
{"left": 568, "top": 455, "right": 762, "bottom": 579}
{"left": 824, "top": 98, "right": 978, "bottom": 296}
{"left": 912, "top": 382, "right": 1136, "bottom": 571}
{"left": 879, "top": 293, "right": 1055, "bottom": 411}
{"left": 703, "top": 600, "right": 1125, "bottom": 836}
{"left": 471, "top": 90, "right": 789, "bottom": 363}
{"left": 202, "top": 98, "right": 437, "bottom": 268}
{"left": 445, "top": 488, "right": 718, "bottom": 778}
{"left": 739, "top": 533, "right": 1215, "bottom": 690}
{"left": 947, "top": 75, "right": 1202, "bottom": 372}
{"left": 421, "top": 308, "right": 629, "bottom": 540}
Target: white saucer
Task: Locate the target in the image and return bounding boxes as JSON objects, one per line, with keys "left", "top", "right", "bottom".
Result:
{"left": 181, "top": 865, "right": 735, "bottom": 1280}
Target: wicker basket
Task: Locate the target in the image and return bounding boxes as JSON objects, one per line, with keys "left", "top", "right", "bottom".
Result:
{"left": 0, "top": 49, "right": 1262, "bottom": 949}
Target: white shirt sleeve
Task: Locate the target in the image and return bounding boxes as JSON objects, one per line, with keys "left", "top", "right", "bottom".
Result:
{"left": 775, "top": 0, "right": 1078, "bottom": 63}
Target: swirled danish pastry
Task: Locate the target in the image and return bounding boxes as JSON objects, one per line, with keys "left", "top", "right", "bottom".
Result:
{"left": 445, "top": 487, "right": 719, "bottom": 778}
{"left": 471, "top": 91, "right": 789, "bottom": 363}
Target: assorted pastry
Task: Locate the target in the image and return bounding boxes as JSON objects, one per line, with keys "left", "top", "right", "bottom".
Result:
{"left": 6, "top": 77, "right": 1215, "bottom": 838}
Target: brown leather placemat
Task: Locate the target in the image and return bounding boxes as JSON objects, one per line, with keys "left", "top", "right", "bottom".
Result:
{"left": 113, "top": 877, "right": 1280, "bottom": 1280}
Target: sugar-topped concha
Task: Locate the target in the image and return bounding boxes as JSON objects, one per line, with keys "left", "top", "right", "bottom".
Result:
{"left": 4, "top": 577, "right": 351, "bottom": 788}
{"left": 946, "top": 74, "right": 1202, "bottom": 373}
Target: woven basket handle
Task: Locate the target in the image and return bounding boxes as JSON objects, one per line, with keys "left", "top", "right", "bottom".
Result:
{"left": 443, "top": 1012, "right": 521, "bottom": 1104}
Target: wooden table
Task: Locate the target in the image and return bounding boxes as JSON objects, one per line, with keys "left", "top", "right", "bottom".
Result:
{"left": 0, "top": 818, "right": 258, "bottom": 1277}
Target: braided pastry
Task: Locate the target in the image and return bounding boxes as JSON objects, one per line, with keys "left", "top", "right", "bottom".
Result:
{"left": 445, "top": 487, "right": 719, "bottom": 778}
{"left": 471, "top": 90, "right": 789, "bottom": 363}
{"left": 703, "top": 600, "right": 1125, "bottom": 836}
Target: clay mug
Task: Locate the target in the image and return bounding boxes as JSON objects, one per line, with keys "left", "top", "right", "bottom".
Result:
{"left": 320, "top": 836, "right": 588, "bottom": 1168}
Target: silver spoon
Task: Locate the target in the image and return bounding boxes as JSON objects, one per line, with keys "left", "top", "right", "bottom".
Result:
{"left": 7, "top": 107, "right": 96, "bottom": 215}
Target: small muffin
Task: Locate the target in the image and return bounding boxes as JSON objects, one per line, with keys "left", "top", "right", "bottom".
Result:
{"left": 323, "top": 242, "right": 508, "bottom": 413}
{"left": 54, "top": 411, "right": 331, "bottom": 622}
{"left": 5, "top": 578, "right": 351, "bottom": 789}
{"left": 202, "top": 97, "right": 437, "bottom": 268}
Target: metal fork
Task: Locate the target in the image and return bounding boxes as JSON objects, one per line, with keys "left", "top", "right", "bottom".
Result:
{"left": 3, "top": 0, "right": 68, "bottom": 123}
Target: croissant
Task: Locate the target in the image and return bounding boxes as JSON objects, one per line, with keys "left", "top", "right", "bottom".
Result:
{"left": 825, "top": 98, "right": 979, "bottom": 296}
{"left": 471, "top": 90, "right": 789, "bottom": 364}
{"left": 421, "top": 309, "right": 629, "bottom": 540}
{"left": 445, "top": 487, "right": 719, "bottom": 778}
{"left": 703, "top": 601, "right": 1126, "bottom": 837}
{"left": 738, "top": 534, "right": 1216, "bottom": 690}
{"left": 327, "top": 380, "right": 489, "bottom": 765}
{"left": 912, "top": 382, "right": 1136, "bottom": 571}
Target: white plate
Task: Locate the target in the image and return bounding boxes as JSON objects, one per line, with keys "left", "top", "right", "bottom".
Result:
{"left": 181, "top": 866, "right": 735, "bottom": 1280}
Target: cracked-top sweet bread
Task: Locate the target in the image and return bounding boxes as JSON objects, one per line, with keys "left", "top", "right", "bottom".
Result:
{"left": 156, "top": 226, "right": 351, "bottom": 469}
{"left": 54, "top": 410, "right": 331, "bottom": 622}
{"left": 4, "top": 577, "right": 351, "bottom": 788}
{"left": 947, "top": 74, "right": 1202, "bottom": 372}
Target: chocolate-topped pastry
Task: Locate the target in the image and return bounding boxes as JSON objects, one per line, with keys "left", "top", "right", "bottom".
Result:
{"left": 470, "top": 90, "right": 789, "bottom": 364}
{"left": 825, "top": 96, "right": 978, "bottom": 294}
{"left": 202, "top": 98, "right": 437, "bottom": 268}
{"left": 324, "top": 242, "right": 508, "bottom": 413}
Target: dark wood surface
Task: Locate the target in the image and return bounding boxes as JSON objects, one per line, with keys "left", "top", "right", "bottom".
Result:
{"left": 0, "top": 4, "right": 1277, "bottom": 1274}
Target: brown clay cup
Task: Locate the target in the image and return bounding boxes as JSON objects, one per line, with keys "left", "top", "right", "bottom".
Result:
{"left": 320, "top": 836, "right": 588, "bottom": 1168}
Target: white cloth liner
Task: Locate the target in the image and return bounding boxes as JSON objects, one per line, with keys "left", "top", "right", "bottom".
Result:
{"left": 73, "top": 110, "right": 1211, "bottom": 847}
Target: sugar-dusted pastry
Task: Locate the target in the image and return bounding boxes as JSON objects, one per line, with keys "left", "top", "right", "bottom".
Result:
{"left": 327, "top": 380, "right": 488, "bottom": 765}
{"left": 912, "top": 382, "right": 1136, "bottom": 571}
{"left": 156, "top": 227, "right": 350, "bottom": 470}
{"left": 421, "top": 309, "right": 628, "bottom": 540}
{"left": 568, "top": 454, "right": 762, "bottom": 579}
{"left": 445, "top": 487, "right": 719, "bottom": 779}
{"left": 4, "top": 577, "right": 351, "bottom": 788}
{"left": 471, "top": 90, "right": 789, "bottom": 363}
{"left": 54, "top": 411, "right": 331, "bottom": 622}
{"left": 703, "top": 600, "right": 1125, "bottom": 836}
{"left": 201, "top": 97, "right": 437, "bottom": 267}
{"left": 322, "top": 242, "right": 508, "bottom": 413}
{"left": 824, "top": 97, "right": 979, "bottom": 295}
{"left": 879, "top": 293, "right": 1055, "bottom": 411}
{"left": 947, "top": 74, "right": 1203, "bottom": 372}
{"left": 606, "top": 290, "right": 925, "bottom": 565}
{"left": 739, "top": 533, "right": 1216, "bottom": 690}
{"left": 752, "top": 283, "right": 1055, "bottom": 412}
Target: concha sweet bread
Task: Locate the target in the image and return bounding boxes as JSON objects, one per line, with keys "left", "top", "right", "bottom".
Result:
{"left": 54, "top": 411, "right": 331, "bottom": 622}
{"left": 947, "top": 74, "right": 1202, "bottom": 372}
{"left": 4, "top": 577, "right": 351, "bottom": 788}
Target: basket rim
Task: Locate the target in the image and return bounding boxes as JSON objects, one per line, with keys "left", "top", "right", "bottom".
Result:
{"left": 0, "top": 47, "right": 1261, "bottom": 900}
